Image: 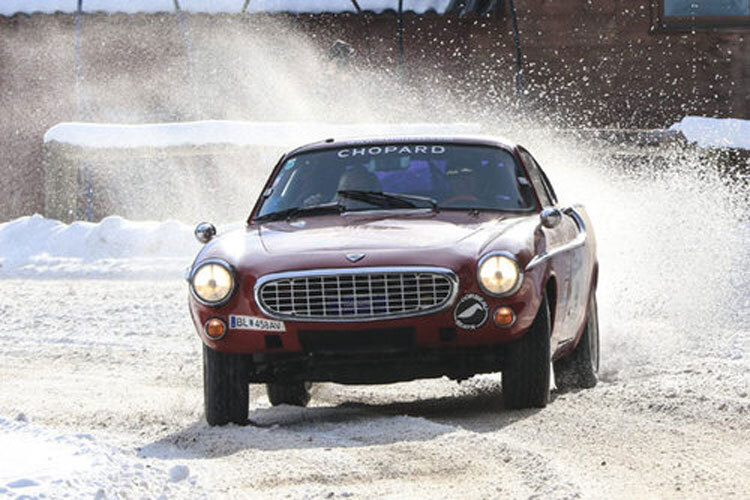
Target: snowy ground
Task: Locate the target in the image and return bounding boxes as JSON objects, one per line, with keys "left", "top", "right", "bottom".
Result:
{"left": 0, "top": 282, "right": 748, "bottom": 499}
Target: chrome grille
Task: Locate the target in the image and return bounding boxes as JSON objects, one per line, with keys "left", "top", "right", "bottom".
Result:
{"left": 255, "top": 267, "right": 457, "bottom": 321}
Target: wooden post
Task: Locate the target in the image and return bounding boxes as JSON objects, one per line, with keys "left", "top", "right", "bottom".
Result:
{"left": 508, "top": 0, "right": 524, "bottom": 94}
{"left": 397, "top": 0, "right": 405, "bottom": 70}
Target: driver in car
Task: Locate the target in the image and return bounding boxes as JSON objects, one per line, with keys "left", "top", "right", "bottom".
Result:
{"left": 337, "top": 166, "right": 382, "bottom": 193}
{"left": 445, "top": 167, "right": 481, "bottom": 206}
{"left": 335, "top": 166, "right": 383, "bottom": 209}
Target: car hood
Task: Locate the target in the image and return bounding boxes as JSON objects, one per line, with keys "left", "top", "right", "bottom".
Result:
{"left": 194, "top": 211, "right": 538, "bottom": 278}
{"left": 256, "top": 212, "right": 522, "bottom": 255}
{"left": 256, "top": 211, "right": 536, "bottom": 255}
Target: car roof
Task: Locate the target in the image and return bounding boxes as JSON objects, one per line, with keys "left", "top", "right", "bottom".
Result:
{"left": 284, "top": 134, "right": 520, "bottom": 157}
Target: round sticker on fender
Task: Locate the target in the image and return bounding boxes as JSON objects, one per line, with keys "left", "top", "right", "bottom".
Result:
{"left": 454, "top": 294, "right": 489, "bottom": 330}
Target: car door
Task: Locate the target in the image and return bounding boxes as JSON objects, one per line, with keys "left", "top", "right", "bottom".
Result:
{"left": 536, "top": 161, "right": 591, "bottom": 343}
{"left": 519, "top": 149, "right": 584, "bottom": 351}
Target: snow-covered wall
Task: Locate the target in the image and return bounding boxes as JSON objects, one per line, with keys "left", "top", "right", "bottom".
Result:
{"left": 0, "top": 0, "right": 452, "bottom": 16}
{"left": 670, "top": 117, "right": 750, "bottom": 150}
{"left": 42, "top": 121, "right": 482, "bottom": 224}
{"left": 44, "top": 121, "right": 481, "bottom": 149}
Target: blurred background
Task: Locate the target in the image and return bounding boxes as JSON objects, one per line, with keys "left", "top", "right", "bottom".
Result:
{"left": 0, "top": 0, "right": 747, "bottom": 223}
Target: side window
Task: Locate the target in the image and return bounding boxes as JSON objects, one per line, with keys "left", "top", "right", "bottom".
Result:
{"left": 537, "top": 164, "right": 558, "bottom": 205}
{"left": 520, "top": 151, "right": 553, "bottom": 207}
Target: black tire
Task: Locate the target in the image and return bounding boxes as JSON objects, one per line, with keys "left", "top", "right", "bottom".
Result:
{"left": 554, "top": 292, "right": 600, "bottom": 391}
{"left": 266, "top": 381, "right": 312, "bottom": 407}
{"left": 203, "top": 344, "right": 250, "bottom": 426}
{"left": 502, "top": 294, "right": 551, "bottom": 409}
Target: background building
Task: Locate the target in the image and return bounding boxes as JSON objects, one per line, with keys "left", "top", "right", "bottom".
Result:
{"left": 0, "top": 0, "right": 747, "bottom": 220}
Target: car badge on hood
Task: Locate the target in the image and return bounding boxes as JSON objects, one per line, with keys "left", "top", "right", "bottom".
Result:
{"left": 346, "top": 253, "right": 365, "bottom": 263}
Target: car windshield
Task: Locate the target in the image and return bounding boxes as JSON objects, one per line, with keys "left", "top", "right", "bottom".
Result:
{"left": 255, "top": 143, "right": 536, "bottom": 219}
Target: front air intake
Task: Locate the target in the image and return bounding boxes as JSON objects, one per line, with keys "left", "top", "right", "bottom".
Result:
{"left": 255, "top": 267, "right": 458, "bottom": 322}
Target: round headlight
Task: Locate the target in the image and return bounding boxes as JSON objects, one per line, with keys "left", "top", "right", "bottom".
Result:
{"left": 191, "top": 261, "right": 234, "bottom": 305}
{"left": 478, "top": 253, "right": 522, "bottom": 296}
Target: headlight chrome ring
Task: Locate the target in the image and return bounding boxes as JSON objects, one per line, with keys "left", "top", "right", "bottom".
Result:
{"left": 189, "top": 259, "right": 237, "bottom": 307}
{"left": 477, "top": 251, "right": 523, "bottom": 297}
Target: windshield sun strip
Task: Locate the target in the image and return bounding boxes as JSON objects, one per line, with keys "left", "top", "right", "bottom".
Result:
{"left": 252, "top": 143, "right": 537, "bottom": 221}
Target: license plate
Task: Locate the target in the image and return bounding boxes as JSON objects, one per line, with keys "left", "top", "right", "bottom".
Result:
{"left": 229, "top": 315, "right": 286, "bottom": 332}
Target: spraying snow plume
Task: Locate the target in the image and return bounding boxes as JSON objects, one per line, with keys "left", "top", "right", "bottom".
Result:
{"left": 522, "top": 135, "right": 748, "bottom": 377}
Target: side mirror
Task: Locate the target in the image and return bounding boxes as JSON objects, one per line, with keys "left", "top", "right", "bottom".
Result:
{"left": 194, "top": 222, "right": 216, "bottom": 244}
{"left": 540, "top": 208, "right": 562, "bottom": 229}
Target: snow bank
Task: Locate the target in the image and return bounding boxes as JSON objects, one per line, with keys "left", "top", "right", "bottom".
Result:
{"left": 0, "top": 214, "right": 202, "bottom": 279}
{"left": 0, "top": 417, "right": 200, "bottom": 497}
{"left": 44, "top": 121, "right": 481, "bottom": 149}
{"left": 0, "top": 419, "right": 93, "bottom": 493}
{"left": 0, "top": 0, "right": 75, "bottom": 16}
{"left": 670, "top": 116, "right": 750, "bottom": 150}
{"left": 1, "top": 0, "right": 452, "bottom": 16}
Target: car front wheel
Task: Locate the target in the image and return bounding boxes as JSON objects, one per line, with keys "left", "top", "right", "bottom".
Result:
{"left": 502, "top": 294, "right": 551, "bottom": 409}
{"left": 203, "top": 344, "right": 250, "bottom": 426}
{"left": 554, "top": 292, "right": 600, "bottom": 390}
{"left": 266, "top": 382, "right": 312, "bottom": 407}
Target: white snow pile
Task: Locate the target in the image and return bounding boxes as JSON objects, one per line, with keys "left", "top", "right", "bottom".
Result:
{"left": 44, "top": 120, "right": 481, "bottom": 149}
{"left": 0, "top": 214, "right": 201, "bottom": 279}
{"left": 670, "top": 116, "right": 750, "bottom": 150}
{"left": 1, "top": 0, "right": 452, "bottom": 16}
{"left": 0, "top": 417, "right": 200, "bottom": 497}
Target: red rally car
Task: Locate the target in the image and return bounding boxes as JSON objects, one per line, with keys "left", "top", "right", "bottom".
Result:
{"left": 187, "top": 135, "right": 600, "bottom": 426}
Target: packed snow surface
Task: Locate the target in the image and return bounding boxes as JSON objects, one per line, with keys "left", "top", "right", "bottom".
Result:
{"left": 1, "top": 0, "right": 453, "bottom": 16}
{"left": 44, "top": 121, "right": 481, "bottom": 149}
{"left": 670, "top": 116, "right": 750, "bottom": 149}
{"left": 0, "top": 280, "right": 747, "bottom": 498}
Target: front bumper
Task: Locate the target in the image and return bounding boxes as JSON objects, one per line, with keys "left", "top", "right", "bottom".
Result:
{"left": 188, "top": 272, "right": 543, "bottom": 355}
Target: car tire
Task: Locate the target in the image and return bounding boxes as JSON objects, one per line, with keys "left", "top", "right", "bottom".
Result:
{"left": 203, "top": 344, "right": 250, "bottom": 426}
{"left": 502, "top": 293, "right": 551, "bottom": 409}
{"left": 266, "top": 382, "right": 312, "bottom": 407}
{"left": 554, "top": 292, "right": 600, "bottom": 390}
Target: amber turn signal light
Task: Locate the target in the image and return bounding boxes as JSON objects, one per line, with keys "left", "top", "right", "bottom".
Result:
{"left": 493, "top": 306, "right": 516, "bottom": 327}
{"left": 204, "top": 318, "right": 227, "bottom": 339}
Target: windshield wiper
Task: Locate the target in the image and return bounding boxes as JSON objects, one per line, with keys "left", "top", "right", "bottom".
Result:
{"left": 254, "top": 202, "right": 344, "bottom": 222}
{"left": 337, "top": 190, "right": 438, "bottom": 212}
